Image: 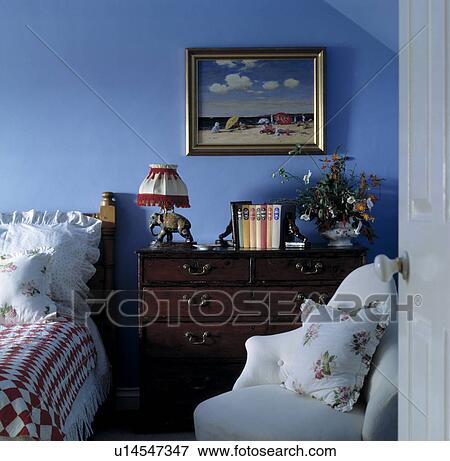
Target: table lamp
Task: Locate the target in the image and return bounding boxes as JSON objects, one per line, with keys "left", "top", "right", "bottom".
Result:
{"left": 137, "top": 164, "right": 195, "bottom": 245}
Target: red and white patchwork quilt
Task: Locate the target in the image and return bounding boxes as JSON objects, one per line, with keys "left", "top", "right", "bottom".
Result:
{"left": 0, "top": 321, "right": 96, "bottom": 440}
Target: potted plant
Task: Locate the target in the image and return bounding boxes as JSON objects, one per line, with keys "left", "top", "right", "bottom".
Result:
{"left": 275, "top": 148, "right": 383, "bottom": 246}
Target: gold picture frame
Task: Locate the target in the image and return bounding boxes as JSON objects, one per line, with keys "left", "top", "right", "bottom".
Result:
{"left": 186, "top": 47, "right": 325, "bottom": 156}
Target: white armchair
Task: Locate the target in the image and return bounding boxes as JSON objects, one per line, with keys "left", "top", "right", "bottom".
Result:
{"left": 194, "top": 263, "right": 398, "bottom": 441}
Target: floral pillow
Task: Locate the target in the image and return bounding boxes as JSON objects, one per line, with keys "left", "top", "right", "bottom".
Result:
{"left": 0, "top": 249, "right": 58, "bottom": 325}
{"left": 280, "top": 300, "right": 389, "bottom": 412}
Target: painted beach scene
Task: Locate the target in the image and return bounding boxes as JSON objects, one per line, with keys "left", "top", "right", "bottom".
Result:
{"left": 197, "top": 58, "right": 315, "bottom": 145}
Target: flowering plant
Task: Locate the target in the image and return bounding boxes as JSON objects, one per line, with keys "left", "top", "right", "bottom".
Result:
{"left": 275, "top": 147, "right": 383, "bottom": 243}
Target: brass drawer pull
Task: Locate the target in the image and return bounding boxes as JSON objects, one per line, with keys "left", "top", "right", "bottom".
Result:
{"left": 182, "top": 263, "right": 212, "bottom": 276}
{"left": 183, "top": 294, "right": 193, "bottom": 306}
{"left": 295, "top": 261, "right": 324, "bottom": 275}
{"left": 183, "top": 293, "right": 210, "bottom": 308}
{"left": 199, "top": 294, "right": 210, "bottom": 308}
{"left": 318, "top": 293, "right": 329, "bottom": 304}
{"left": 185, "top": 331, "right": 210, "bottom": 345}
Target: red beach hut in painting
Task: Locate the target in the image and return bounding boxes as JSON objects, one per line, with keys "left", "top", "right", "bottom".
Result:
{"left": 273, "top": 112, "right": 293, "bottom": 125}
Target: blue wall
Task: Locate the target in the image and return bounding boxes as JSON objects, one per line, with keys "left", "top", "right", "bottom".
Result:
{"left": 0, "top": 0, "right": 398, "bottom": 387}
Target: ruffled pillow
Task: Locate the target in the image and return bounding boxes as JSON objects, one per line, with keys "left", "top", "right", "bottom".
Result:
{"left": 0, "top": 248, "right": 58, "bottom": 325}
{"left": 0, "top": 210, "right": 101, "bottom": 317}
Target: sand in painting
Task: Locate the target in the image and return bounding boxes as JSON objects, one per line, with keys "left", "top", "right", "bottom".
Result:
{"left": 199, "top": 123, "right": 314, "bottom": 145}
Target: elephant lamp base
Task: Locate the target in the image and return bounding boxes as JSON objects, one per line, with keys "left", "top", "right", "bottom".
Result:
{"left": 149, "top": 211, "right": 196, "bottom": 246}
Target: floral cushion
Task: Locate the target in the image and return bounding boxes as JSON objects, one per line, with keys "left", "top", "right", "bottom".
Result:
{"left": 0, "top": 249, "right": 58, "bottom": 325}
{"left": 280, "top": 300, "right": 389, "bottom": 412}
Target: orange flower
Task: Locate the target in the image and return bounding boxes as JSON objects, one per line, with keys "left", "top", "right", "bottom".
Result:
{"left": 362, "top": 213, "right": 370, "bottom": 221}
{"left": 354, "top": 202, "right": 366, "bottom": 213}
{"left": 332, "top": 153, "right": 340, "bottom": 162}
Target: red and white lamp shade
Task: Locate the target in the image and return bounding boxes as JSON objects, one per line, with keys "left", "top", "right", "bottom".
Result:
{"left": 137, "top": 164, "right": 190, "bottom": 210}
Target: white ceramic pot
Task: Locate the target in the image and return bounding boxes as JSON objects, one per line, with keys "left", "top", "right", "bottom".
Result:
{"left": 321, "top": 221, "right": 362, "bottom": 247}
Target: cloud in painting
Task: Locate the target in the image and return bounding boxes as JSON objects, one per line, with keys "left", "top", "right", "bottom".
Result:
{"left": 209, "top": 83, "right": 229, "bottom": 94}
{"left": 209, "top": 73, "right": 253, "bottom": 94}
{"left": 215, "top": 60, "right": 237, "bottom": 68}
{"left": 284, "top": 78, "right": 300, "bottom": 88}
{"left": 240, "top": 59, "right": 258, "bottom": 70}
{"left": 262, "top": 80, "right": 280, "bottom": 90}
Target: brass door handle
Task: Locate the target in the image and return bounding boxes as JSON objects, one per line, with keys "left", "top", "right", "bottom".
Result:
{"left": 182, "top": 263, "right": 212, "bottom": 276}
{"left": 295, "top": 261, "right": 323, "bottom": 274}
{"left": 185, "top": 331, "right": 210, "bottom": 345}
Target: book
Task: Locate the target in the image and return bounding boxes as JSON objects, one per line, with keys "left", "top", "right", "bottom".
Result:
{"left": 249, "top": 205, "right": 256, "bottom": 248}
{"left": 266, "top": 204, "right": 273, "bottom": 249}
{"left": 272, "top": 204, "right": 282, "bottom": 249}
{"left": 242, "top": 205, "right": 251, "bottom": 249}
{"left": 230, "top": 201, "right": 251, "bottom": 248}
{"left": 260, "top": 204, "right": 267, "bottom": 250}
{"left": 237, "top": 206, "right": 244, "bottom": 248}
{"left": 255, "top": 205, "right": 262, "bottom": 249}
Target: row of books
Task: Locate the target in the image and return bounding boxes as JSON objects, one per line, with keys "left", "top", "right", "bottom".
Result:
{"left": 231, "top": 202, "right": 296, "bottom": 250}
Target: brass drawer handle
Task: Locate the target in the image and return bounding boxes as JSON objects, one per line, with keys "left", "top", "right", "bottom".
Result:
{"left": 318, "top": 293, "right": 329, "bottom": 304}
{"left": 199, "top": 294, "right": 210, "bottom": 308}
{"left": 183, "top": 293, "right": 210, "bottom": 308}
{"left": 295, "top": 261, "right": 324, "bottom": 275}
{"left": 182, "top": 263, "right": 212, "bottom": 276}
{"left": 185, "top": 331, "right": 210, "bottom": 345}
{"left": 183, "top": 294, "right": 193, "bottom": 306}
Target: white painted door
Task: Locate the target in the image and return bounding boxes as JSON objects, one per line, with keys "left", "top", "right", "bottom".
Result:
{"left": 399, "top": 0, "right": 450, "bottom": 440}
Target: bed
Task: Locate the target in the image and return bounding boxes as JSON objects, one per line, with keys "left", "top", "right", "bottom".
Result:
{"left": 0, "top": 192, "right": 116, "bottom": 441}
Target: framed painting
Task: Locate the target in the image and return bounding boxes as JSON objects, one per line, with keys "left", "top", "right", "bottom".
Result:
{"left": 186, "top": 48, "right": 325, "bottom": 156}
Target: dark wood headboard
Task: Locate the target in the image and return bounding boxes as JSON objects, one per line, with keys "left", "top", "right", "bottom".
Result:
{"left": 85, "top": 191, "right": 117, "bottom": 372}
{"left": 86, "top": 191, "right": 116, "bottom": 294}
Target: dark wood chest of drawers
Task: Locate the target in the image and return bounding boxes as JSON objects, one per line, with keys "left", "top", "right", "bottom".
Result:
{"left": 137, "top": 245, "right": 366, "bottom": 430}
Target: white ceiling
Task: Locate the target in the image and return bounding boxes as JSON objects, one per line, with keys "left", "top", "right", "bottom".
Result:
{"left": 324, "top": 0, "right": 398, "bottom": 52}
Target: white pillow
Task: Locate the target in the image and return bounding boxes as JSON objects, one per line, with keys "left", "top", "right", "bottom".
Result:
{"left": 280, "top": 301, "right": 389, "bottom": 412}
{"left": 0, "top": 210, "right": 101, "bottom": 317}
{"left": 0, "top": 249, "right": 58, "bottom": 325}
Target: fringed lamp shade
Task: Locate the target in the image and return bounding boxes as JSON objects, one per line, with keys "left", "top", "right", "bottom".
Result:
{"left": 137, "top": 164, "right": 190, "bottom": 209}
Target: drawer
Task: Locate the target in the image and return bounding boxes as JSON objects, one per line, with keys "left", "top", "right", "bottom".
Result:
{"left": 141, "top": 288, "right": 236, "bottom": 322}
{"left": 255, "top": 256, "right": 361, "bottom": 282}
{"left": 140, "top": 287, "right": 335, "bottom": 325}
{"left": 141, "top": 257, "right": 250, "bottom": 284}
{"left": 140, "top": 361, "right": 243, "bottom": 429}
{"left": 142, "top": 323, "right": 295, "bottom": 359}
{"left": 143, "top": 361, "right": 242, "bottom": 402}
